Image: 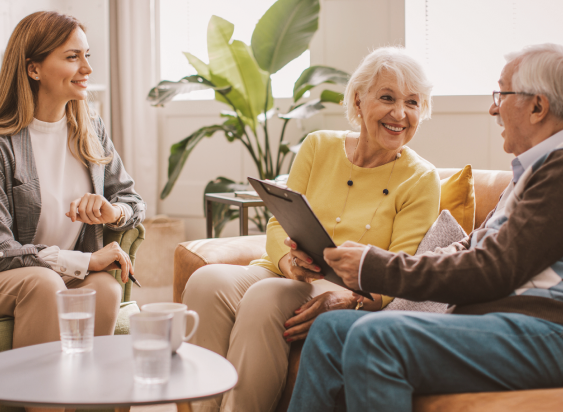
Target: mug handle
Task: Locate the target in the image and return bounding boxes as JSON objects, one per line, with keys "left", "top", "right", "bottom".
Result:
{"left": 183, "top": 310, "right": 200, "bottom": 342}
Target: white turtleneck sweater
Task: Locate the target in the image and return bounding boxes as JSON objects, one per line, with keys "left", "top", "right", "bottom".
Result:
{"left": 29, "top": 116, "right": 131, "bottom": 279}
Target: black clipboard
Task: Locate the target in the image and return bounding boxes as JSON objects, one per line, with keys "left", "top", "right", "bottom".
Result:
{"left": 248, "top": 177, "right": 373, "bottom": 301}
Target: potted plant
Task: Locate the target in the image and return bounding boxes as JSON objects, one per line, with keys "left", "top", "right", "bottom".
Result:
{"left": 148, "top": 0, "right": 350, "bottom": 237}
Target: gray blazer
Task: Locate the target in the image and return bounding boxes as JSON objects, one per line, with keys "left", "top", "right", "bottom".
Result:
{"left": 0, "top": 116, "right": 145, "bottom": 272}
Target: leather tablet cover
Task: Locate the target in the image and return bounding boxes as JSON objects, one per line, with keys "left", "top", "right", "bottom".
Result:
{"left": 248, "top": 177, "right": 373, "bottom": 300}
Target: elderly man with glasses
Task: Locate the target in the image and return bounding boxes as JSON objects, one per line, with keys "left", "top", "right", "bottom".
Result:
{"left": 287, "top": 43, "right": 563, "bottom": 412}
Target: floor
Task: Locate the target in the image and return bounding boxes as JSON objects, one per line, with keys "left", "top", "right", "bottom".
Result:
{"left": 132, "top": 404, "right": 177, "bottom": 412}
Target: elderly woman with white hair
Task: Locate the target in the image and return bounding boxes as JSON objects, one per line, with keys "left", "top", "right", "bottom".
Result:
{"left": 183, "top": 47, "right": 440, "bottom": 412}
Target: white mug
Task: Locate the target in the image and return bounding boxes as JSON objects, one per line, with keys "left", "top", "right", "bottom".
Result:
{"left": 141, "top": 303, "right": 199, "bottom": 353}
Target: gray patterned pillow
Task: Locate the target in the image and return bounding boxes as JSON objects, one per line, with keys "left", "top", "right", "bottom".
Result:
{"left": 383, "top": 210, "right": 466, "bottom": 313}
{"left": 415, "top": 209, "right": 467, "bottom": 255}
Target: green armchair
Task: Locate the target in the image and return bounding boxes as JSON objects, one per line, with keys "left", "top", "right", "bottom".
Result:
{"left": 0, "top": 224, "right": 145, "bottom": 352}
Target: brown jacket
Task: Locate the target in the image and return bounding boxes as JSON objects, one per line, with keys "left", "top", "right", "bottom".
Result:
{"left": 361, "top": 149, "right": 563, "bottom": 325}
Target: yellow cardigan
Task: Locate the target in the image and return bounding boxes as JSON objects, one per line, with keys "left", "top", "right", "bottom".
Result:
{"left": 250, "top": 130, "right": 440, "bottom": 308}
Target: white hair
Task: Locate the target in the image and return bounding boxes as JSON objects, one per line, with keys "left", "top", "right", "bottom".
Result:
{"left": 505, "top": 43, "right": 563, "bottom": 119}
{"left": 343, "top": 47, "right": 433, "bottom": 129}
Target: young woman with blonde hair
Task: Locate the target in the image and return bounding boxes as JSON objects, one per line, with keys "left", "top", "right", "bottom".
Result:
{"left": 0, "top": 9, "right": 145, "bottom": 368}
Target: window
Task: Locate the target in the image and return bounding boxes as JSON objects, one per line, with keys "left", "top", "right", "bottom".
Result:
{"left": 159, "top": 0, "right": 310, "bottom": 99}
{"left": 405, "top": 0, "right": 563, "bottom": 96}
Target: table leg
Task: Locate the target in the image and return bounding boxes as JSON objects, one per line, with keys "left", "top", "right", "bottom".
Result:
{"left": 206, "top": 199, "right": 213, "bottom": 238}
{"left": 115, "top": 407, "right": 130, "bottom": 412}
{"left": 176, "top": 402, "right": 193, "bottom": 412}
{"left": 239, "top": 205, "right": 248, "bottom": 236}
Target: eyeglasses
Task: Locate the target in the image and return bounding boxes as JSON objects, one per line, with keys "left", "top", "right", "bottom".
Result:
{"left": 492, "top": 91, "right": 534, "bottom": 106}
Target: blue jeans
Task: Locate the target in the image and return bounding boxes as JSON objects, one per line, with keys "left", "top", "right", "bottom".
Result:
{"left": 287, "top": 310, "right": 563, "bottom": 412}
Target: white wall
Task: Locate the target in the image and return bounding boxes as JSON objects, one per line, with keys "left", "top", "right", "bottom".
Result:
{"left": 156, "top": 0, "right": 512, "bottom": 241}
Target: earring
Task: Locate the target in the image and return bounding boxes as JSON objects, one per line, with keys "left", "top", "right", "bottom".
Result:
{"left": 35, "top": 77, "right": 39, "bottom": 80}
{"left": 357, "top": 114, "right": 361, "bottom": 118}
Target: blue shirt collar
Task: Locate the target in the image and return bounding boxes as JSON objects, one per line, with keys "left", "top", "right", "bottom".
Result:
{"left": 511, "top": 129, "right": 563, "bottom": 182}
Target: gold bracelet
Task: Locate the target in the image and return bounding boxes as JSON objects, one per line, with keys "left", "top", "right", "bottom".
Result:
{"left": 113, "top": 204, "right": 126, "bottom": 226}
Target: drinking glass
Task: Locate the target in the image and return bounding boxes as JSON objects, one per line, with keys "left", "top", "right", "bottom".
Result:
{"left": 56, "top": 289, "right": 96, "bottom": 354}
{"left": 130, "top": 312, "right": 173, "bottom": 384}
{"left": 141, "top": 302, "right": 199, "bottom": 353}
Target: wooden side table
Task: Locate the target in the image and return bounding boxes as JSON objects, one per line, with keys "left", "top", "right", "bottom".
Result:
{"left": 205, "top": 193, "right": 265, "bottom": 237}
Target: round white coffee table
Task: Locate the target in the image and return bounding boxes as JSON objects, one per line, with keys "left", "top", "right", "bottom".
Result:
{"left": 0, "top": 335, "right": 237, "bottom": 412}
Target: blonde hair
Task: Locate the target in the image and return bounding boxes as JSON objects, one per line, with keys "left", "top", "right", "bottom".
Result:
{"left": 0, "top": 11, "right": 111, "bottom": 165}
{"left": 344, "top": 47, "right": 433, "bottom": 129}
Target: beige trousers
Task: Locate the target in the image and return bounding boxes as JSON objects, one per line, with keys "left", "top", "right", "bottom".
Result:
{"left": 182, "top": 264, "right": 344, "bottom": 412}
{"left": 0, "top": 266, "right": 122, "bottom": 349}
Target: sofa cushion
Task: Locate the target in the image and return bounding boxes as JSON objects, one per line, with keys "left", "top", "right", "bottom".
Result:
{"left": 440, "top": 165, "right": 475, "bottom": 234}
{"left": 385, "top": 210, "right": 466, "bottom": 314}
{"left": 416, "top": 210, "right": 467, "bottom": 255}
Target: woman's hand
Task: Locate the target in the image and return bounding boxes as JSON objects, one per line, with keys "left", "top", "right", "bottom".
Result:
{"left": 283, "top": 291, "right": 356, "bottom": 342}
{"left": 66, "top": 193, "right": 121, "bottom": 225}
{"left": 278, "top": 237, "right": 324, "bottom": 282}
{"left": 88, "top": 241, "right": 133, "bottom": 283}
{"left": 323, "top": 240, "right": 368, "bottom": 290}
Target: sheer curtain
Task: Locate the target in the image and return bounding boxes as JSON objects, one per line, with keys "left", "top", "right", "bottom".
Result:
{"left": 405, "top": 0, "right": 563, "bottom": 95}
{"left": 109, "top": 0, "right": 158, "bottom": 217}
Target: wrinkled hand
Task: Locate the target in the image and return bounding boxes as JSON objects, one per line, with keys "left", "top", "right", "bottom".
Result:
{"left": 88, "top": 241, "right": 133, "bottom": 283}
{"left": 323, "top": 241, "right": 367, "bottom": 290}
{"left": 66, "top": 193, "right": 120, "bottom": 225}
{"left": 283, "top": 291, "right": 356, "bottom": 342}
{"left": 279, "top": 237, "right": 324, "bottom": 283}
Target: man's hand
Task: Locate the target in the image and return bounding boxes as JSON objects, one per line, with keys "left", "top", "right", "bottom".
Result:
{"left": 66, "top": 193, "right": 121, "bottom": 225}
{"left": 283, "top": 291, "right": 356, "bottom": 342}
{"left": 323, "top": 241, "right": 367, "bottom": 290}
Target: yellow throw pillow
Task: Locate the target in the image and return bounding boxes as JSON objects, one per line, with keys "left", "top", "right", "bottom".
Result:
{"left": 440, "top": 165, "right": 475, "bottom": 234}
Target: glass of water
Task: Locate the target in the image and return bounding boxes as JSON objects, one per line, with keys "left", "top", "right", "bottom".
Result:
{"left": 56, "top": 288, "right": 96, "bottom": 354}
{"left": 130, "top": 312, "right": 173, "bottom": 384}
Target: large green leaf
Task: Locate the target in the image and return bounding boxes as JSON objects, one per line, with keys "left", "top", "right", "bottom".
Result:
{"left": 207, "top": 16, "right": 271, "bottom": 132}
{"left": 184, "top": 49, "right": 256, "bottom": 129}
{"left": 161, "top": 123, "right": 238, "bottom": 199}
{"left": 319, "top": 89, "right": 344, "bottom": 104}
{"left": 251, "top": 0, "right": 320, "bottom": 74}
{"left": 204, "top": 177, "right": 249, "bottom": 237}
{"left": 147, "top": 75, "right": 230, "bottom": 106}
{"left": 183, "top": 52, "right": 211, "bottom": 78}
{"left": 293, "top": 65, "right": 350, "bottom": 102}
{"left": 279, "top": 89, "right": 343, "bottom": 119}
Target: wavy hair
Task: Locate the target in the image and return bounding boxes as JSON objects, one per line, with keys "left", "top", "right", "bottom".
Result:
{"left": 0, "top": 11, "right": 111, "bottom": 165}
{"left": 343, "top": 47, "right": 433, "bottom": 129}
